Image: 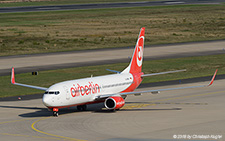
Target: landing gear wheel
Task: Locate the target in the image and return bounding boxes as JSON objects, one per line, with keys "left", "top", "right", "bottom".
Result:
{"left": 82, "top": 105, "right": 87, "bottom": 111}
{"left": 77, "top": 106, "right": 82, "bottom": 111}
{"left": 53, "top": 111, "right": 58, "bottom": 117}
{"left": 52, "top": 108, "right": 59, "bottom": 117}
{"left": 77, "top": 105, "right": 87, "bottom": 111}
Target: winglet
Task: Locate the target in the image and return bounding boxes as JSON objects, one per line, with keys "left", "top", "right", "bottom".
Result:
{"left": 11, "top": 67, "right": 15, "bottom": 84}
{"left": 208, "top": 69, "right": 217, "bottom": 86}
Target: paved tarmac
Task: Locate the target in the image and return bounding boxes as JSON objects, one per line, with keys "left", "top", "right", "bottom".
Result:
{"left": 1, "top": 1, "right": 225, "bottom": 140}
{"left": 1, "top": 40, "right": 225, "bottom": 76}
{"left": 0, "top": 79, "right": 224, "bottom": 141}
{"left": 0, "top": 0, "right": 224, "bottom": 13}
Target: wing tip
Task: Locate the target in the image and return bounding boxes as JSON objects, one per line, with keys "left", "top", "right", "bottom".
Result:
{"left": 208, "top": 69, "right": 218, "bottom": 86}
{"left": 11, "top": 67, "right": 15, "bottom": 84}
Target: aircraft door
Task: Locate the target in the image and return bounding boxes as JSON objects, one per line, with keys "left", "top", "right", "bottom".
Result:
{"left": 63, "top": 86, "right": 70, "bottom": 100}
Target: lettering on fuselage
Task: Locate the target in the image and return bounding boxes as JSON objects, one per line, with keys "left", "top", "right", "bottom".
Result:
{"left": 70, "top": 82, "right": 100, "bottom": 97}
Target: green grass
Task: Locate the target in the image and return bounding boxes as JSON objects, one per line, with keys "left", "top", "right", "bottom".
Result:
{"left": 1, "top": 54, "right": 224, "bottom": 98}
{"left": 0, "top": 4, "right": 225, "bottom": 56}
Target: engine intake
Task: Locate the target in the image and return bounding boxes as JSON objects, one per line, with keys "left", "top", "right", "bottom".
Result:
{"left": 104, "top": 96, "right": 125, "bottom": 110}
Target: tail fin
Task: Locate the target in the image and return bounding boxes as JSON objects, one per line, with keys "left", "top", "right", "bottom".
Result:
{"left": 122, "top": 27, "right": 145, "bottom": 74}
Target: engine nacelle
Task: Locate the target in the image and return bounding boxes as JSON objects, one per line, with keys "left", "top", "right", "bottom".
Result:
{"left": 104, "top": 96, "right": 125, "bottom": 110}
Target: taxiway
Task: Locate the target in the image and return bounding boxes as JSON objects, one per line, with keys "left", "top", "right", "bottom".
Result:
{"left": 0, "top": 0, "right": 224, "bottom": 13}
{"left": 1, "top": 40, "right": 225, "bottom": 76}
{"left": 0, "top": 79, "right": 224, "bottom": 141}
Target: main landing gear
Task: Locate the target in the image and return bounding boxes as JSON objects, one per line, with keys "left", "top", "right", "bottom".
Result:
{"left": 77, "top": 105, "right": 87, "bottom": 111}
{"left": 53, "top": 108, "right": 59, "bottom": 117}
{"left": 109, "top": 109, "right": 120, "bottom": 112}
{"left": 51, "top": 105, "right": 87, "bottom": 117}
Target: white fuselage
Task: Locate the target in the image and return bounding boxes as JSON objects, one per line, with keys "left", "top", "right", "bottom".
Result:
{"left": 42, "top": 73, "right": 133, "bottom": 108}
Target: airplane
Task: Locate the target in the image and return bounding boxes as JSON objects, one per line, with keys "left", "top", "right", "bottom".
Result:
{"left": 11, "top": 27, "right": 217, "bottom": 117}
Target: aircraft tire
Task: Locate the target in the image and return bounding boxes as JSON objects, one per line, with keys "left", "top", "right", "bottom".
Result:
{"left": 82, "top": 105, "right": 87, "bottom": 111}
{"left": 53, "top": 111, "right": 58, "bottom": 117}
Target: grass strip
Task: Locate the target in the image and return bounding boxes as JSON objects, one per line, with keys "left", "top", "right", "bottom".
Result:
{"left": 0, "top": 54, "right": 224, "bottom": 98}
{"left": 0, "top": 4, "right": 224, "bottom": 56}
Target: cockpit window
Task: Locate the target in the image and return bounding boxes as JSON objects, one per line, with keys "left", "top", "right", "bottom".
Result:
{"left": 45, "top": 91, "right": 60, "bottom": 95}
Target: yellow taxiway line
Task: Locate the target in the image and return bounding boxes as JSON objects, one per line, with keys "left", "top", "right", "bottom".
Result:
{"left": 31, "top": 117, "right": 86, "bottom": 141}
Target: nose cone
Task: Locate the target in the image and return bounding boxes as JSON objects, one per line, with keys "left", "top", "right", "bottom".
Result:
{"left": 42, "top": 94, "right": 52, "bottom": 107}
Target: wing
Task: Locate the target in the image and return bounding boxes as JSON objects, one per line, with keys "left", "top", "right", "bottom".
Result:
{"left": 95, "top": 69, "right": 217, "bottom": 99}
{"left": 11, "top": 67, "right": 48, "bottom": 91}
{"left": 141, "top": 69, "right": 186, "bottom": 77}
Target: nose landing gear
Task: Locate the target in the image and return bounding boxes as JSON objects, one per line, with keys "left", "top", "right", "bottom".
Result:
{"left": 53, "top": 111, "right": 58, "bottom": 117}
{"left": 51, "top": 105, "right": 87, "bottom": 116}
{"left": 53, "top": 108, "right": 59, "bottom": 117}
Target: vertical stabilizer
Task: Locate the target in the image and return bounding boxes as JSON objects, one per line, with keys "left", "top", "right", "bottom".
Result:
{"left": 122, "top": 27, "right": 145, "bottom": 74}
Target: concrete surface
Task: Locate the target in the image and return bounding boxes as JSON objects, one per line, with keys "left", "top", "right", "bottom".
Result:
{"left": 1, "top": 40, "right": 225, "bottom": 76}
{"left": 0, "top": 79, "right": 224, "bottom": 141}
{"left": 0, "top": 0, "right": 224, "bottom": 13}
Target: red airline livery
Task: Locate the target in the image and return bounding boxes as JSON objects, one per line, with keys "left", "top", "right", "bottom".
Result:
{"left": 11, "top": 28, "right": 217, "bottom": 117}
{"left": 70, "top": 81, "right": 100, "bottom": 97}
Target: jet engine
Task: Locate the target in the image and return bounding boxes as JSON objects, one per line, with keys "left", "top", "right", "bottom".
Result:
{"left": 104, "top": 96, "right": 125, "bottom": 110}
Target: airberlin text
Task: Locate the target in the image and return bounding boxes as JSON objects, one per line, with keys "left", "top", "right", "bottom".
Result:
{"left": 70, "top": 82, "right": 100, "bottom": 97}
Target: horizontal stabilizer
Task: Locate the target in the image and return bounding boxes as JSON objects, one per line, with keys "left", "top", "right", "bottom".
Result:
{"left": 106, "top": 69, "right": 121, "bottom": 74}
